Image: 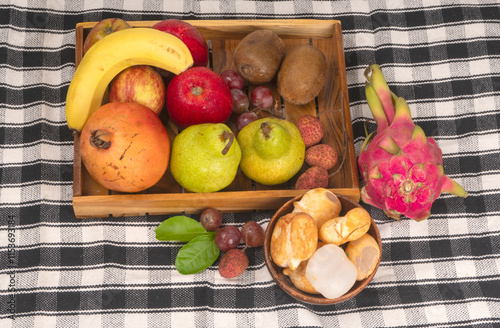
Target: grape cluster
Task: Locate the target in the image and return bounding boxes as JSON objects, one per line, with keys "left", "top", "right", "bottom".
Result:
{"left": 219, "top": 70, "right": 276, "bottom": 132}
{"left": 200, "top": 207, "right": 266, "bottom": 278}
{"left": 221, "top": 70, "right": 250, "bottom": 116}
{"left": 200, "top": 207, "right": 265, "bottom": 251}
{"left": 214, "top": 220, "right": 264, "bottom": 251}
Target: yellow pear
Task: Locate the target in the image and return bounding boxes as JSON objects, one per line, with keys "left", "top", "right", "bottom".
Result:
{"left": 237, "top": 118, "right": 305, "bottom": 185}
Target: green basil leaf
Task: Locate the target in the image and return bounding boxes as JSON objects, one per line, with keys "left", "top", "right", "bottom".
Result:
{"left": 155, "top": 215, "right": 207, "bottom": 242}
{"left": 175, "top": 234, "right": 220, "bottom": 275}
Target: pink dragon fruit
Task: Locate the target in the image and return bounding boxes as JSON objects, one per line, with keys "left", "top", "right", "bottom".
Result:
{"left": 358, "top": 64, "right": 467, "bottom": 221}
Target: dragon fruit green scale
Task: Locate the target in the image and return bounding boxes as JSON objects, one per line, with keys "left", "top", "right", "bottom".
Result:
{"left": 358, "top": 64, "right": 467, "bottom": 221}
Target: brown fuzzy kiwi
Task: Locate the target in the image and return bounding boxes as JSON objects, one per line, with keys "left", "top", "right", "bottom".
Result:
{"left": 277, "top": 45, "right": 327, "bottom": 105}
{"left": 233, "top": 30, "right": 286, "bottom": 84}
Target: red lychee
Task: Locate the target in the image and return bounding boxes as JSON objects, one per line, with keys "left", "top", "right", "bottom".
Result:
{"left": 305, "top": 144, "right": 339, "bottom": 170}
{"left": 218, "top": 248, "right": 249, "bottom": 279}
{"left": 296, "top": 115, "right": 324, "bottom": 148}
{"left": 295, "top": 166, "right": 329, "bottom": 190}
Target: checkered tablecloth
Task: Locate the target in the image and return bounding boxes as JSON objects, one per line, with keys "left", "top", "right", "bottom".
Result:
{"left": 1, "top": 1, "right": 499, "bottom": 327}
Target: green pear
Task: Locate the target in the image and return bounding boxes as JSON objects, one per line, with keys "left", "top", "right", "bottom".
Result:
{"left": 237, "top": 117, "right": 305, "bottom": 185}
{"left": 170, "top": 123, "right": 241, "bottom": 193}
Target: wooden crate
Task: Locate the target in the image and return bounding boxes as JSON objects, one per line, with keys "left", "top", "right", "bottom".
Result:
{"left": 72, "top": 19, "right": 360, "bottom": 218}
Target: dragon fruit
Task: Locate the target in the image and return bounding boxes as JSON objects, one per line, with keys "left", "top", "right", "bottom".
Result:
{"left": 358, "top": 64, "right": 467, "bottom": 221}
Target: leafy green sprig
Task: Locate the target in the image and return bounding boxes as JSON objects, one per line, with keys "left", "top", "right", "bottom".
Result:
{"left": 155, "top": 215, "right": 219, "bottom": 274}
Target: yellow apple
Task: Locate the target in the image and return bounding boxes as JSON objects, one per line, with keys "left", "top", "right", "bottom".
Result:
{"left": 108, "top": 65, "right": 166, "bottom": 115}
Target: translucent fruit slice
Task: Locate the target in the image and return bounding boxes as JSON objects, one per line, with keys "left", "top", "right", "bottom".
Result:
{"left": 305, "top": 244, "right": 357, "bottom": 299}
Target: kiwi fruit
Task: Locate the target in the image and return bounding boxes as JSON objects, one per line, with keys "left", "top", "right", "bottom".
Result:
{"left": 277, "top": 45, "right": 327, "bottom": 105}
{"left": 234, "top": 30, "right": 286, "bottom": 84}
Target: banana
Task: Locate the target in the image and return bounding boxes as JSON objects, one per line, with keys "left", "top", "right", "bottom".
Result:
{"left": 66, "top": 28, "right": 194, "bottom": 132}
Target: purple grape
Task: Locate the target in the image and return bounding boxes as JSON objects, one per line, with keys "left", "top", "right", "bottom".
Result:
{"left": 215, "top": 225, "right": 241, "bottom": 252}
{"left": 221, "top": 70, "right": 245, "bottom": 90}
{"left": 200, "top": 208, "right": 222, "bottom": 231}
{"left": 236, "top": 112, "right": 258, "bottom": 131}
{"left": 231, "top": 89, "right": 250, "bottom": 114}
{"left": 241, "top": 221, "right": 265, "bottom": 247}
{"left": 250, "top": 86, "right": 273, "bottom": 109}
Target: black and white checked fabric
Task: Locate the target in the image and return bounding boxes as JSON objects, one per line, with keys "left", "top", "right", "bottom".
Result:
{"left": 1, "top": 1, "right": 499, "bottom": 327}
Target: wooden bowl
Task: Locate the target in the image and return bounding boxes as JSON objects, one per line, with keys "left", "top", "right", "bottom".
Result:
{"left": 263, "top": 192, "right": 382, "bottom": 305}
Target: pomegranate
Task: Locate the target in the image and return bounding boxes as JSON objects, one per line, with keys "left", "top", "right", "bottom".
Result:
{"left": 80, "top": 102, "right": 170, "bottom": 193}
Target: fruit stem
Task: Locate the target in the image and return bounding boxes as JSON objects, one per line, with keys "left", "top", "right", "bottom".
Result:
{"left": 261, "top": 122, "right": 272, "bottom": 139}
{"left": 221, "top": 130, "right": 234, "bottom": 156}
{"left": 191, "top": 86, "right": 203, "bottom": 96}
{"left": 89, "top": 130, "right": 111, "bottom": 149}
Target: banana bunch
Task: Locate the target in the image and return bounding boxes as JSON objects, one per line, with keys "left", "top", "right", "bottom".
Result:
{"left": 66, "top": 27, "right": 194, "bottom": 132}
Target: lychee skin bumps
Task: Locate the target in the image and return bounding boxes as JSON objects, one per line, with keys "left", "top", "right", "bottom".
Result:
{"left": 218, "top": 249, "right": 249, "bottom": 278}
{"left": 305, "top": 144, "right": 338, "bottom": 170}
{"left": 296, "top": 115, "right": 324, "bottom": 148}
{"left": 295, "top": 166, "right": 329, "bottom": 190}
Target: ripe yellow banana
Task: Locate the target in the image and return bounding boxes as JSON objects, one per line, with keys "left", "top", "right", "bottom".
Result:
{"left": 66, "top": 27, "right": 194, "bottom": 132}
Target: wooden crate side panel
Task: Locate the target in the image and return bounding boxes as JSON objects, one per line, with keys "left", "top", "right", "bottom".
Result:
{"left": 187, "top": 19, "right": 338, "bottom": 40}
{"left": 314, "top": 36, "right": 351, "bottom": 190}
{"left": 333, "top": 23, "right": 359, "bottom": 190}
{"left": 73, "top": 134, "right": 83, "bottom": 197}
{"left": 73, "top": 187, "right": 360, "bottom": 218}
{"left": 75, "top": 20, "right": 339, "bottom": 40}
{"left": 73, "top": 25, "right": 84, "bottom": 197}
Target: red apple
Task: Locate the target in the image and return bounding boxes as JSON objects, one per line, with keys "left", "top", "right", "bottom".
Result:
{"left": 83, "top": 18, "right": 131, "bottom": 54}
{"left": 166, "top": 66, "right": 232, "bottom": 129}
{"left": 109, "top": 65, "right": 166, "bottom": 115}
{"left": 152, "top": 19, "right": 209, "bottom": 67}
